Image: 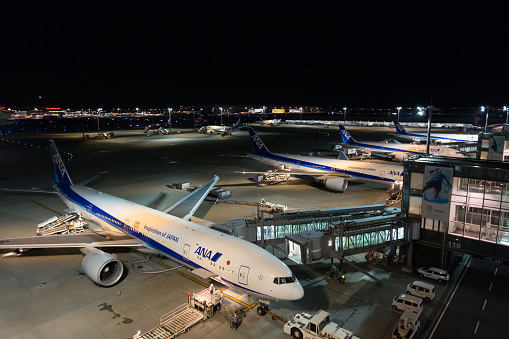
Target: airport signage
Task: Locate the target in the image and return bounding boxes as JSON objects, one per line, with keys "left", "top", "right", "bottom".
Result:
{"left": 487, "top": 135, "right": 505, "bottom": 161}
{"left": 421, "top": 165, "right": 453, "bottom": 222}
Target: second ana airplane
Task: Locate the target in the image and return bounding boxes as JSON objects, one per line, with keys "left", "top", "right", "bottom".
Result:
{"left": 392, "top": 121, "right": 478, "bottom": 143}
{"left": 338, "top": 125, "right": 466, "bottom": 161}
{"left": 244, "top": 128, "right": 404, "bottom": 192}
{"left": 0, "top": 140, "right": 303, "bottom": 315}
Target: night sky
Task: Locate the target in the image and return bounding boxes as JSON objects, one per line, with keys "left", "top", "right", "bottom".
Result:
{"left": 2, "top": 2, "right": 508, "bottom": 109}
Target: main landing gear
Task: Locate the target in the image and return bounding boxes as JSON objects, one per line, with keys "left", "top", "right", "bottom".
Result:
{"left": 257, "top": 299, "right": 270, "bottom": 316}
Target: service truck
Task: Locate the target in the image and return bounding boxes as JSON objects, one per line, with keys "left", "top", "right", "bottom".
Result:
{"left": 284, "top": 310, "right": 361, "bottom": 339}
{"left": 392, "top": 310, "right": 421, "bottom": 339}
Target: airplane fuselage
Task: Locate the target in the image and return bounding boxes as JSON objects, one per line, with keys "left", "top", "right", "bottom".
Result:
{"left": 54, "top": 183, "right": 303, "bottom": 301}
{"left": 248, "top": 152, "right": 403, "bottom": 185}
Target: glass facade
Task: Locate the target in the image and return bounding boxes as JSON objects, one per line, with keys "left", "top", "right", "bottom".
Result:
{"left": 449, "top": 178, "right": 509, "bottom": 246}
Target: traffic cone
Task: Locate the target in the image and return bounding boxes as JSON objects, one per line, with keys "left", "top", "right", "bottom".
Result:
{"left": 117, "top": 290, "right": 121, "bottom": 296}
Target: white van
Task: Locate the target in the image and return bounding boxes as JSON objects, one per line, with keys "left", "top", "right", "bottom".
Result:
{"left": 406, "top": 281, "right": 435, "bottom": 301}
{"left": 392, "top": 294, "right": 423, "bottom": 315}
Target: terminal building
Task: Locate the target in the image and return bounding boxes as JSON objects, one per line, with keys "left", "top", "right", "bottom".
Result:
{"left": 402, "top": 155, "right": 509, "bottom": 270}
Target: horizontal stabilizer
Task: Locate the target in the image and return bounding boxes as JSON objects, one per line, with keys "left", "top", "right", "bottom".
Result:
{"left": 1, "top": 187, "right": 57, "bottom": 194}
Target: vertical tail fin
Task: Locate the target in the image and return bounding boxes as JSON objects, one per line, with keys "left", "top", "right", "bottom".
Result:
{"left": 338, "top": 125, "right": 357, "bottom": 145}
{"left": 232, "top": 118, "right": 241, "bottom": 130}
{"left": 247, "top": 128, "right": 271, "bottom": 156}
{"left": 393, "top": 121, "right": 408, "bottom": 135}
{"left": 49, "top": 140, "right": 73, "bottom": 185}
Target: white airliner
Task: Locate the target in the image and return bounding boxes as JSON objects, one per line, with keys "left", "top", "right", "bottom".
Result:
{"left": 198, "top": 118, "right": 241, "bottom": 134}
{"left": 338, "top": 125, "right": 466, "bottom": 161}
{"left": 392, "top": 121, "right": 478, "bottom": 143}
{"left": 258, "top": 118, "right": 281, "bottom": 126}
{"left": 241, "top": 128, "right": 404, "bottom": 192}
{"left": 0, "top": 140, "right": 303, "bottom": 313}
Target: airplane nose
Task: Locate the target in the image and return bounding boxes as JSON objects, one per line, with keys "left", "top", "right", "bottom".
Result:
{"left": 291, "top": 283, "right": 305, "bottom": 300}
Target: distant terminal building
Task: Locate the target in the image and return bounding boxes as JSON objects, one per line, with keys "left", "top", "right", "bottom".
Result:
{"left": 475, "top": 130, "right": 509, "bottom": 161}
{"left": 402, "top": 155, "right": 509, "bottom": 270}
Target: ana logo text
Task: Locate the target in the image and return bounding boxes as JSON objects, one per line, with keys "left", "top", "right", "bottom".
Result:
{"left": 388, "top": 170, "right": 403, "bottom": 176}
{"left": 251, "top": 135, "right": 264, "bottom": 150}
{"left": 53, "top": 154, "right": 66, "bottom": 178}
{"left": 341, "top": 130, "right": 351, "bottom": 139}
{"left": 194, "top": 246, "right": 223, "bottom": 262}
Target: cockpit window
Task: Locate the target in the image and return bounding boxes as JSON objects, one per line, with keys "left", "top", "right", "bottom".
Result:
{"left": 273, "top": 276, "right": 295, "bottom": 284}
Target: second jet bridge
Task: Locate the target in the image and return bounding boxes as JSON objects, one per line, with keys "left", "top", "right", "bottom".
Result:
{"left": 285, "top": 212, "right": 404, "bottom": 266}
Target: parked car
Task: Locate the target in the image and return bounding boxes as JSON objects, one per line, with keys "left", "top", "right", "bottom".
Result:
{"left": 417, "top": 267, "right": 449, "bottom": 282}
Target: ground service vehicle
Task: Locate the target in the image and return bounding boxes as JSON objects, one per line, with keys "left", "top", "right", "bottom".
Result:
{"left": 417, "top": 267, "right": 450, "bottom": 282}
{"left": 284, "top": 310, "right": 360, "bottom": 339}
{"left": 406, "top": 281, "right": 435, "bottom": 301}
{"left": 391, "top": 294, "right": 423, "bottom": 315}
{"left": 392, "top": 310, "right": 421, "bottom": 339}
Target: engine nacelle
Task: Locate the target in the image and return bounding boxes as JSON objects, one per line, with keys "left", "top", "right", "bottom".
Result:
{"left": 81, "top": 248, "right": 123, "bottom": 286}
{"left": 391, "top": 153, "right": 410, "bottom": 162}
{"left": 324, "top": 177, "right": 348, "bottom": 192}
{"left": 276, "top": 164, "right": 291, "bottom": 171}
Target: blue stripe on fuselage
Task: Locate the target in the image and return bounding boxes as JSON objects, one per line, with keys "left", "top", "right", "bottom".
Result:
{"left": 55, "top": 183, "right": 199, "bottom": 267}
{"left": 251, "top": 153, "right": 398, "bottom": 183}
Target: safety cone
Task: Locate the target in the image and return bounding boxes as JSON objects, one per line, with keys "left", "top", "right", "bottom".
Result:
{"left": 117, "top": 290, "right": 121, "bottom": 296}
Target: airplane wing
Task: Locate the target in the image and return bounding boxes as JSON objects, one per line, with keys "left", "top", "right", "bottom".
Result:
{"left": 162, "top": 176, "right": 219, "bottom": 220}
{"left": 0, "top": 232, "right": 145, "bottom": 250}
{"left": 1, "top": 187, "right": 57, "bottom": 194}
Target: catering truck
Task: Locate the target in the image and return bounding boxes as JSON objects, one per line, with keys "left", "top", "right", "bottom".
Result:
{"left": 284, "top": 310, "right": 361, "bottom": 339}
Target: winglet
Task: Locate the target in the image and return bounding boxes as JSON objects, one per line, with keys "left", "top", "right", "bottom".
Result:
{"left": 163, "top": 176, "right": 220, "bottom": 220}
{"left": 49, "top": 140, "right": 73, "bottom": 186}
{"left": 248, "top": 128, "right": 271, "bottom": 155}
{"left": 338, "top": 125, "right": 357, "bottom": 145}
{"left": 337, "top": 151, "right": 350, "bottom": 161}
{"left": 393, "top": 121, "right": 408, "bottom": 135}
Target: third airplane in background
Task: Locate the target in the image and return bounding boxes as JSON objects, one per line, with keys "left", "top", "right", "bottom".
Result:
{"left": 240, "top": 128, "right": 404, "bottom": 192}
{"left": 338, "top": 125, "right": 466, "bottom": 161}
{"left": 198, "top": 118, "right": 241, "bottom": 135}
{"left": 392, "top": 121, "right": 478, "bottom": 143}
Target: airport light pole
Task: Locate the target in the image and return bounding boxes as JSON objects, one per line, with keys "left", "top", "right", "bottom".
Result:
{"left": 168, "top": 108, "right": 172, "bottom": 134}
{"left": 80, "top": 109, "right": 85, "bottom": 138}
{"left": 505, "top": 106, "right": 508, "bottom": 125}
{"left": 397, "top": 107, "right": 402, "bottom": 122}
{"left": 425, "top": 105, "right": 434, "bottom": 155}
{"left": 97, "top": 108, "right": 102, "bottom": 138}
{"left": 481, "top": 106, "right": 490, "bottom": 133}
{"left": 343, "top": 107, "right": 347, "bottom": 123}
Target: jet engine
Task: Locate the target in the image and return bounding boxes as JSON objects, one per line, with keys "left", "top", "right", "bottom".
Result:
{"left": 80, "top": 247, "right": 124, "bottom": 286}
{"left": 390, "top": 153, "right": 410, "bottom": 162}
{"left": 324, "top": 177, "right": 348, "bottom": 192}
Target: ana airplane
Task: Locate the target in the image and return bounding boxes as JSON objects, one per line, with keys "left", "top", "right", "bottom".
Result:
{"left": 258, "top": 118, "right": 281, "bottom": 126}
{"left": 198, "top": 118, "right": 241, "bottom": 135}
{"left": 392, "top": 121, "right": 478, "bottom": 143}
{"left": 0, "top": 140, "right": 303, "bottom": 314}
{"left": 241, "top": 128, "right": 404, "bottom": 192}
{"left": 338, "top": 125, "right": 466, "bottom": 161}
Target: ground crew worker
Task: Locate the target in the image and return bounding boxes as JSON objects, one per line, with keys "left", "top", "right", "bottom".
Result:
{"left": 232, "top": 313, "right": 238, "bottom": 330}
{"left": 209, "top": 283, "right": 215, "bottom": 295}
